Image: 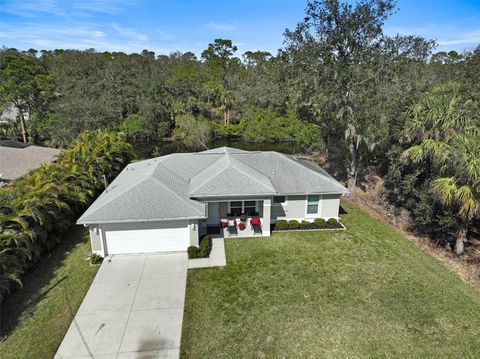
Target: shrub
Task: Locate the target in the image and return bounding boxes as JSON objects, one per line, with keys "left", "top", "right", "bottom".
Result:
{"left": 187, "top": 246, "right": 199, "bottom": 259}
{"left": 119, "top": 114, "right": 146, "bottom": 136}
{"left": 288, "top": 220, "right": 300, "bottom": 229}
{"left": 314, "top": 218, "right": 326, "bottom": 228}
{"left": 275, "top": 220, "right": 288, "bottom": 230}
{"left": 327, "top": 218, "right": 338, "bottom": 226}
{"left": 89, "top": 253, "right": 103, "bottom": 265}
{"left": 198, "top": 235, "right": 212, "bottom": 257}
{"left": 301, "top": 220, "right": 311, "bottom": 228}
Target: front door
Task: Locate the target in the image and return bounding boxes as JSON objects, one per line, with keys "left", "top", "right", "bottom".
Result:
{"left": 207, "top": 202, "right": 220, "bottom": 225}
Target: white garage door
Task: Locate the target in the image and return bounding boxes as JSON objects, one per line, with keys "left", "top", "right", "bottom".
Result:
{"left": 104, "top": 220, "right": 189, "bottom": 255}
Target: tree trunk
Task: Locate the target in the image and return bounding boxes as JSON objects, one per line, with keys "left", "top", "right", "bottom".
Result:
{"left": 454, "top": 220, "right": 468, "bottom": 255}
{"left": 347, "top": 136, "right": 358, "bottom": 193}
{"left": 18, "top": 109, "right": 28, "bottom": 143}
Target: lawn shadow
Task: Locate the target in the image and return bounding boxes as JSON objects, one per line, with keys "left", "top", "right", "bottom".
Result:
{"left": 0, "top": 226, "right": 87, "bottom": 339}
{"left": 339, "top": 206, "right": 348, "bottom": 215}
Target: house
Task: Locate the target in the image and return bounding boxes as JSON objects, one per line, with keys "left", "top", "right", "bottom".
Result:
{"left": 77, "top": 147, "right": 348, "bottom": 256}
{"left": 0, "top": 140, "right": 61, "bottom": 186}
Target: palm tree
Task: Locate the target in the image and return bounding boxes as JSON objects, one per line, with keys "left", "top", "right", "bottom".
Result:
{"left": 0, "top": 130, "right": 134, "bottom": 297}
{"left": 218, "top": 89, "right": 236, "bottom": 126}
{"left": 0, "top": 248, "right": 22, "bottom": 298}
{"left": 402, "top": 85, "right": 479, "bottom": 254}
{"left": 401, "top": 84, "right": 469, "bottom": 163}
{"left": 431, "top": 129, "right": 480, "bottom": 254}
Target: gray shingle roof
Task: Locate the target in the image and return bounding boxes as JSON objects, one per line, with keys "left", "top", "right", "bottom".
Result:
{"left": 189, "top": 153, "right": 276, "bottom": 197}
{"left": 0, "top": 142, "right": 61, "bottom": 183}
{"left": 77, "top": 146, "right": 348, "bottom": 224}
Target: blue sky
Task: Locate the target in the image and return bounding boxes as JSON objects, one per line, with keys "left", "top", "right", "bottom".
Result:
{"left": 0, "top": 0, "right": 479, "bottom": 56}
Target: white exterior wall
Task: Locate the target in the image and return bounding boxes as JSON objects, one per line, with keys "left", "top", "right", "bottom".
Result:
{"left": 320, "top": 194, "right": 341, "bottom": 219}
{"left": 271, "top": 195, "right": 305, "bottom": 221}
{"left": 263, "top": 198, "right": 271, "bottom": 236}
{"left": 189, "top": 219, "right": 199, "bottom": 247}
{"left": 272, "top": 194, "right": 342, "bottom": 221}
{"left": 88, "top": 225, "right": 103, "bottom": 254}
{"left": 85, "top": 194, "right": 342, "bottom": 255}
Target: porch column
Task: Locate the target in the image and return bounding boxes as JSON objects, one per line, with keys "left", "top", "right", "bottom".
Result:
{"left": 263, "top": 198, "right": 271, "bottom": 236}
{"left": 189, "top": 220, "right": 200, "bottom": 247}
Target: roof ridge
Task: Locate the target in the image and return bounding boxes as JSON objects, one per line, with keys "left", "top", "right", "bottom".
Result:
{"left": 150, "top": 175, "right": 205, "bottom": 215}
{"left": 154, "top": 161, "right": 188, "bottom": 187}
{"left": 277, "top": 153, "right": 348, "bottom": 191}
{"left": 77, "top": 167, "right": 154, "bottom": 223}
{"left": 189, "top": 154, "right": 229, "bottom": 192}
{"left": 153, "top": 162, "right": 205, "bottom": 214}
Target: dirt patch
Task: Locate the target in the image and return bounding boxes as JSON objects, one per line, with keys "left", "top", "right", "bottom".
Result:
{"left": 344, "top": 191, "right": 480, "bottom": 291}
{"left": 331, "top": 233, "right": 351, "bottom": 242}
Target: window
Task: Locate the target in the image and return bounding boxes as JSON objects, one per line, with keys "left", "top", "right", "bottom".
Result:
{"left": 307, "top": 195, "right": 320, "bottom": 214}
{"left": 228, "top": 200, "right": 257, "bottom": 216}
{"left": 244, "top": 201, "right": 256, "bottom": 215}
{"left": 273, "top": 196, "right": 286, "bottom": 204}
{"left": 230, "top": 201, "right": 243, "bottom": 216}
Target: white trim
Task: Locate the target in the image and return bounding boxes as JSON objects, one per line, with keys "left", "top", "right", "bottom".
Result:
{"left": 227, "top": 199, "right": 258, "bottom": 215}
{"left": 99, "top": 224, "right": 106, "bottom": 257}
{"left": 77, "top": 214, "right": 206, "bottom": 225}
{"left": 103, "top": 220, "right": 189, "bottom": 254}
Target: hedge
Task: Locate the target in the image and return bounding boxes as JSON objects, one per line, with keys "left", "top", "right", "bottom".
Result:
{"left": 288, "top": 220, "right": 300, "bottom": 229}
{"left": 0, "top": 131, "right": 133, "bottom": 300}
{"left": 275, "top": 220, "right": 289, "bottom": 230}
{"left": 274, "top": 218, "right": 343, "bottom": 231}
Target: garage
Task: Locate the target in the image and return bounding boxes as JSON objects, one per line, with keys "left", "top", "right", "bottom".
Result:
{"left": 103, "top": 220, "right": 190, "bottom": 255}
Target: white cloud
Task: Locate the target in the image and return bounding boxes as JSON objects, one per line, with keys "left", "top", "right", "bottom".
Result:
{"left": 2, "top": 0, "right": 68, "bottom": 17}
{"left": 438, "top": 30, "right": 480, "bottom": 46}
{"left": 72, "top": 0, "right": 138, "bottom": 15}
{"left": 0, "top": 22, "right": 190, "bottom": 55}
{"left": 204, "top": 22, "right": 239, "bottom": 32}
{"left": 385, "top": 22, "right": 480, "bottom": 52}
{"left": 111, "top": 24, "right": 149, "bottom": 41}
{"left": 1, "top": 0, "right": 138, "bottom": 18}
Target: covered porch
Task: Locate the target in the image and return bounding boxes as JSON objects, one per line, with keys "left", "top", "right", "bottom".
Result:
{"left": 201, "top": 199, "right": 271, "bottom": 237}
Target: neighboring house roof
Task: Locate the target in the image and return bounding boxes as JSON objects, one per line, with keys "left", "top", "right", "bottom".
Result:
{"left": 0, "top": 141, "right": 61, "bottom": 183}
{"left": 77, "top": 146, "right": 348, "bottom": 225}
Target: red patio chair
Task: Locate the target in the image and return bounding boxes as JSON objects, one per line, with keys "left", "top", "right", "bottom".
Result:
{"left": 250, "top": 217, "right": 262, "bottom": 235}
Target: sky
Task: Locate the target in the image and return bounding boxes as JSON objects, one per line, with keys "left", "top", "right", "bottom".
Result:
{"left": 0, "top": 0, "right": 479, "bottom": 56}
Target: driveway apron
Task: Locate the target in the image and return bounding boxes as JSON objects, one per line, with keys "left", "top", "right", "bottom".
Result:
{"left": 55, "top": 253, "right": 188, "bottom": 359}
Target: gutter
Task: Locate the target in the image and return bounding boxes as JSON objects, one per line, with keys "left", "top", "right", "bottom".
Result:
{"left": 77, "top": 214, "right": 207, "bottom": 226}
{"left": 191, "top": 190, "right": 349, "bottom": 199}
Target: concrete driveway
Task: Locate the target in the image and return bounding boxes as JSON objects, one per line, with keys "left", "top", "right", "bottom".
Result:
{"left": 55, "top": 253, "right": 188, "bottom": 359}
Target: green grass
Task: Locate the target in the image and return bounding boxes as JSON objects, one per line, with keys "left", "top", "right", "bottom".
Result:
{"left": 0, "top": 227, "right": 98, "bottom": 359}
{"left": 181, "top": 202, "right": 480, "bottom": 358}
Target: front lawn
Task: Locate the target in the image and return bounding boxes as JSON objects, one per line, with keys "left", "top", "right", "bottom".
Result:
{"left": 0, "top": 227, "right": 98, "bottom": 359}
{"left": 181, "top": 202, "right": 480, "bottom": 358}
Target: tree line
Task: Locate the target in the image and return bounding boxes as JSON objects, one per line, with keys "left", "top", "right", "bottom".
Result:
{"left": 0, "top": 0, "right": 479, "bottom": 254}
